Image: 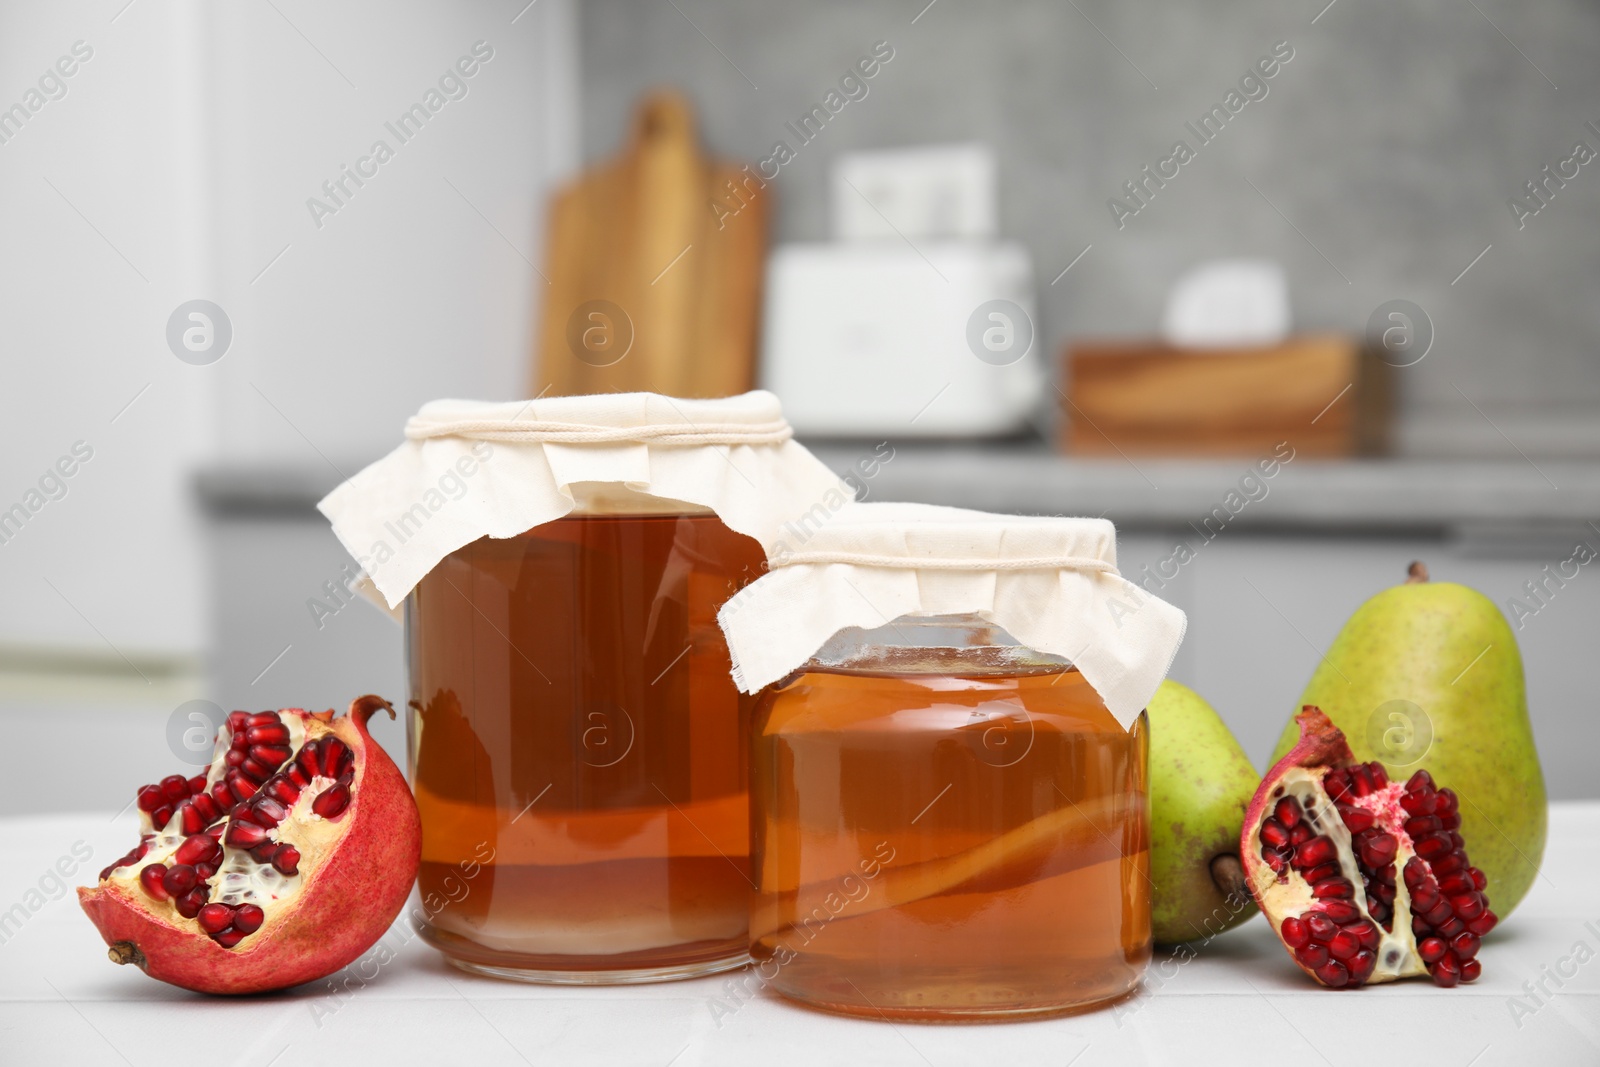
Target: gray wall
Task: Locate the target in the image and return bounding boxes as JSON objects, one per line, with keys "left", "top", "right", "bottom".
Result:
{"left": 579, "top": 0, "right": 1600, "bottom": 455}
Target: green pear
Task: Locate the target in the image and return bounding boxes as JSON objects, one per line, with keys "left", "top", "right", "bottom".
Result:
{"left": 1148, "top": 680, "right": 1260, "bottom": 945}
{"left": 1270, "top": 562, "right": 1546, "bottom": 917}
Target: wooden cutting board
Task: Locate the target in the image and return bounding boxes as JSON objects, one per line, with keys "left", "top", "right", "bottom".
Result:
{"left": 532, "top": 91, "right": 769, "bottom": 399}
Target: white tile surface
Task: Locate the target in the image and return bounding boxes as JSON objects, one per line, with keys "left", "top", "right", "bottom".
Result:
{"left": 3, "top": 805, "right": 1595, "bottom": 1066}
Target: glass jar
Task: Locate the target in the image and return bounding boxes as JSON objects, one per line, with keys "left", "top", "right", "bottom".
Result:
{"left": 749, "top": 613, "right": 1151, "bottom": 1019}
{"left": 406, "top": 485, "right": 766, "bottom": 983}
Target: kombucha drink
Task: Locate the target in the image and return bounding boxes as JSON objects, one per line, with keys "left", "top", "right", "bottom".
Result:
{"left": 407, "top": 504, "right": 765, "bottom": 981}
{"left": 750, "top": 649, "right": 1150, "bottom": 1017}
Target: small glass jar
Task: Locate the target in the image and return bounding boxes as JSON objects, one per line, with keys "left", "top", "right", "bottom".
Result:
{"left": 750, "top": 613, "right": 1151, "bottom": 1019}
{"left": 406, "top": 485, "right": 766, "bottom": 983}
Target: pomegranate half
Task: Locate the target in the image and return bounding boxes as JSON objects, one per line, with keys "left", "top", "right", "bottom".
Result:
{"left": 1241, "top": 706, "right": 1496, "bottom": 989}
{"left": 78, "top": 695, "right": 420, "bottom": 994}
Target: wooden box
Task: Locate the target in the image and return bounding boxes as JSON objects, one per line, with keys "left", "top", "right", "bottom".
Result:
{"left": 1061, "top": 335, "right": 1392, "bottom": 458}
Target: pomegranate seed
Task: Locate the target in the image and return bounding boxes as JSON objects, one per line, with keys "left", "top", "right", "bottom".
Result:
{"left": 1289, "top": 824, "right": 1314, "bottom": 847}
{"left": 247, "top": 711, "right": 281, "bottom": 727}
{"left": 188, "top": 773, "right": 208, "bottom": 793}
{"left": 1418, "top": 936, "right": 1447, "bottom": 964}
{"left": 1349, "top": 921, "right": 1379, "bottom": 952}
{"left": 298, "top": 739, "right": 323, "bottom": 777}
{"left": 150, "top": 804, "right": 173, "bottom": 828}
{"left": 225, "top": 820, "right": 270, "bottom": 848}
{"left": 1326, "top": 929, "right": 1360, "bottom": 960}
{"left": 174, "top": 835, "right": 217, "bottom": 866}
{"left": 136, "top": 785, "right": 164, "bottom": 812}
{"left": 1264, "top": 850, "right": 1288, "bottom": 875}
{"left": 1323, "top": 768, "right": 1351, "bottom": 801}
{"left": 1451, "top": 932, "right": 1480, "bottom": 960}
{"left": 206, "top": 822, "right": 226, "bottom": 840}
{"left": 1349, "top": 949, "right": 1376, "bottom": 982}
{"left": 214, "top": 928, "right": 247, "bottom": 949}
{"left": 1350, "top": 765, "right": 1373, "bottom": 798}
{"left": 1259, "top": 820, "right": 1288, "bottom": 849}
{"left": 1424, "top": 899, "right": 1454, "bottom": 926}
{"left": 264, "top": 777, "right": 300, "bottom": 805}
{"left": 197, "top": 903, "right": 234, "bottom": 934}
{"left": 246, "top": 723, "right": 291, "bottom": 745}
{"left": 1403, "top": 857, "right": 1428, "bottom": 888}
{"left": 1315, "top": 960, "right": 1350, "bottom": 988}
{"left": 250, "top": 744, "right": 293, "bottom": 768}
{"left": 250, "top": 843, "right": 280, "bottom": 863}
{"left": 312, "top": 783, "right": 350, "bottom": 819}
{"left": 1437, "top": 871, "right": 1473, "bottom": 896}
{"left": 1274, "top": 798, "right": 1302, "bottom": 829}
{"left": 250, "top": 796, "right": 288, "bottom": 826}
{"left": 1451, "top": 893, "right": 1486, "bottom": 920}
{"left": 139, "top": 864, "right": 170, "bottom": 901}
{"left": 1400, "top": 790, "right": 1437, "bottom": 816}
{"left": 196, "top": 862, "right": 218, "bottom": 879}
{"left": 176, "top": 802, "right": 204, "bottom": 836}
{"left": 1406, "top": 769, "right": 1434, "bottom": 792}
{"left": 272, "top": 846, "right": 300, "bottom": 876}
{"left": 1281, "top": 916, "right": 1310, "bottom": 948}
{"left": 233, "top": 904, "right": 265, "bottom": 933}
{"left": 176, "top": 888, "right": 208, "bottom": 920}
{"left": 1412, "top": 915, "right": 1431, "bottom": 937}
{"left": 1460, "top": 958, "right": 1482, "bottom": 982}
{"left": 240, "top": 758, "right": 273, "bottom": 783}
{"left": 1404, "top": 815, "right": 1442, "bottom": 837}
{"left": 1364, "top": 762, "right": 1386, "bottom": 788}
{"left": 324, "top": 740, "right": 353, "bottom": 778}
{"left": 211, "top": 782, "right": 235, "bottom": 810}
{"left": 1358, "top": 832, "right": 1398, "bottom": 869}
{"left": 1320, "top": 901, "right": 1361, "bottom": 924}
{"left": 162, "top": 864, "right": 198, "bottom": 897}
{"left": 1338, "top": 805, "right": 1375, "bottom": 833}
{"left": 1313, "top": 879, "right": 1353, "bottom": 900}
{"left": 1297, "top": 943, "right": 1330, "bottom": 969}
{"left": 1433, "top": 852, "right": 1466, "bottom": 876}
{"left": 1304, "top": 912, "right": 1337, "bottom": 942}
{"left": 1440, "top": 813, "right": 1462, "bottom": 831}
{"left": 159, "top": 775, "right": 189, "bottom": 802}
{"left": 1436, "top": 917, "right": 1466, "bottom": 938}
{"left": 225, "top": 748, "right": 247, "bottom": 768}
{"left": 1436, "top": 788, "right": 1459, "bottom": 816}
{"left": 190, "top": 793, "right": 220, "bottom": 825}
{"left": 1415, "top": 835, "right": 1450, "bottom": 861}
{"left": 227, "top": 772, "right": 258, "bottom": 800}
{"left": 1303, "top": 862, "right": 1341, "bottom": 884}
{"left": 1295, "top": 837, "right": 1336, "bottom": 869}
{"left": 286, "top": 763, "right": 311, "bottom": 788}
{"left": 1467, "top": 910, "right": 1498, "bottom": 936}
{"left": 227, "top": 710, "right": 249, "bottom": 733}
{"left": 1432, "top": 953, "right": 1461, "bottom": 988}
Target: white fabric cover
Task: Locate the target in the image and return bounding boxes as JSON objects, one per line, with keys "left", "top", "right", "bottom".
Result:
{"left": 317, "top": 391, "right": 849, "bottom": 609}
{"left": 718, "top": 502, "right": 1187, "bottom": 729}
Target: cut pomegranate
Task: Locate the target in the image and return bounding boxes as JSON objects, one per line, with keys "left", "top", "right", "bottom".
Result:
{"left": 78, "top": 696, "right": 420, "bottom": 995}
{"left": 1241, "top": 706, "right": 1496, "bottom": 989}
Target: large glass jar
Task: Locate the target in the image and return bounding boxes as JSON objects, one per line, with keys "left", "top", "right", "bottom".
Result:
{"left": 750, "top": 614, "right": 1151, "bottom": 1019}
{"left": 406, "top": 485, "right": 766, "bottom": 982}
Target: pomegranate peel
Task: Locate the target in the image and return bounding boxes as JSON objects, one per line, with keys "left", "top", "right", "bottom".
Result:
{"left": 1242, "top": 706, "right": 1495, "bottom": 989}
{"left": 78, "top": 695, "right": 421, "bottom": 995}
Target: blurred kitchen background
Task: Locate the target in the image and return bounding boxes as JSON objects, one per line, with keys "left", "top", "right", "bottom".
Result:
{"left": 2, "top": 0, "right": 1597, "bottom": 813}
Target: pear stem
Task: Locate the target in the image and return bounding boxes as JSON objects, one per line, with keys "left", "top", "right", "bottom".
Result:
{"left": 1406, "top": 561, "right": 1429, "bottom": 583}
{"left": 1210, "top": 853, "right": 1250, "bottom": 908}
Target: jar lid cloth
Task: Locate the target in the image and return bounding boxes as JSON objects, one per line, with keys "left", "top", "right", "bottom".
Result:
{"left": 317, "top": 390, "right": 849, "bottom": 609}
{"left": 718, "top": 502, "right": 1187, "bottom": 729}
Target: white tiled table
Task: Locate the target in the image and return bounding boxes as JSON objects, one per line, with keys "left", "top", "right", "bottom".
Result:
{"left": 3, "top": 804, "right": 1596, "bottom": 1066}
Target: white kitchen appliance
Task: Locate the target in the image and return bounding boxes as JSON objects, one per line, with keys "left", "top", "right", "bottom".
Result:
{"left": 762, "top": 146, "right": 1042, "bottom": 437}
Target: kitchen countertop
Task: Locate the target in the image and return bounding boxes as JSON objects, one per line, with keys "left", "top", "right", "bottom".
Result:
{"left": 4, "top": 804, "right": 1596, "bottom": 1065}
{"left": 196, "top": 445, "right": 1600, "bottom": 535}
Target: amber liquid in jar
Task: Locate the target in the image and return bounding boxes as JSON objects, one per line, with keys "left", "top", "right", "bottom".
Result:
{"left": 407, "top": 500, "right": 765, "bottom": 982}
{"left": 751, "top": 647, "right": 1150, "bottom": 1018}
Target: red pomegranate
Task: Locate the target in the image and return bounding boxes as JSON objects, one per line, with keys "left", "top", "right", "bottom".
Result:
{"left": 1241, "top": 706, "right": 1496, "bottom": 989}
{"left": 78, "top": 695, "right": 420, "bottom": 995}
